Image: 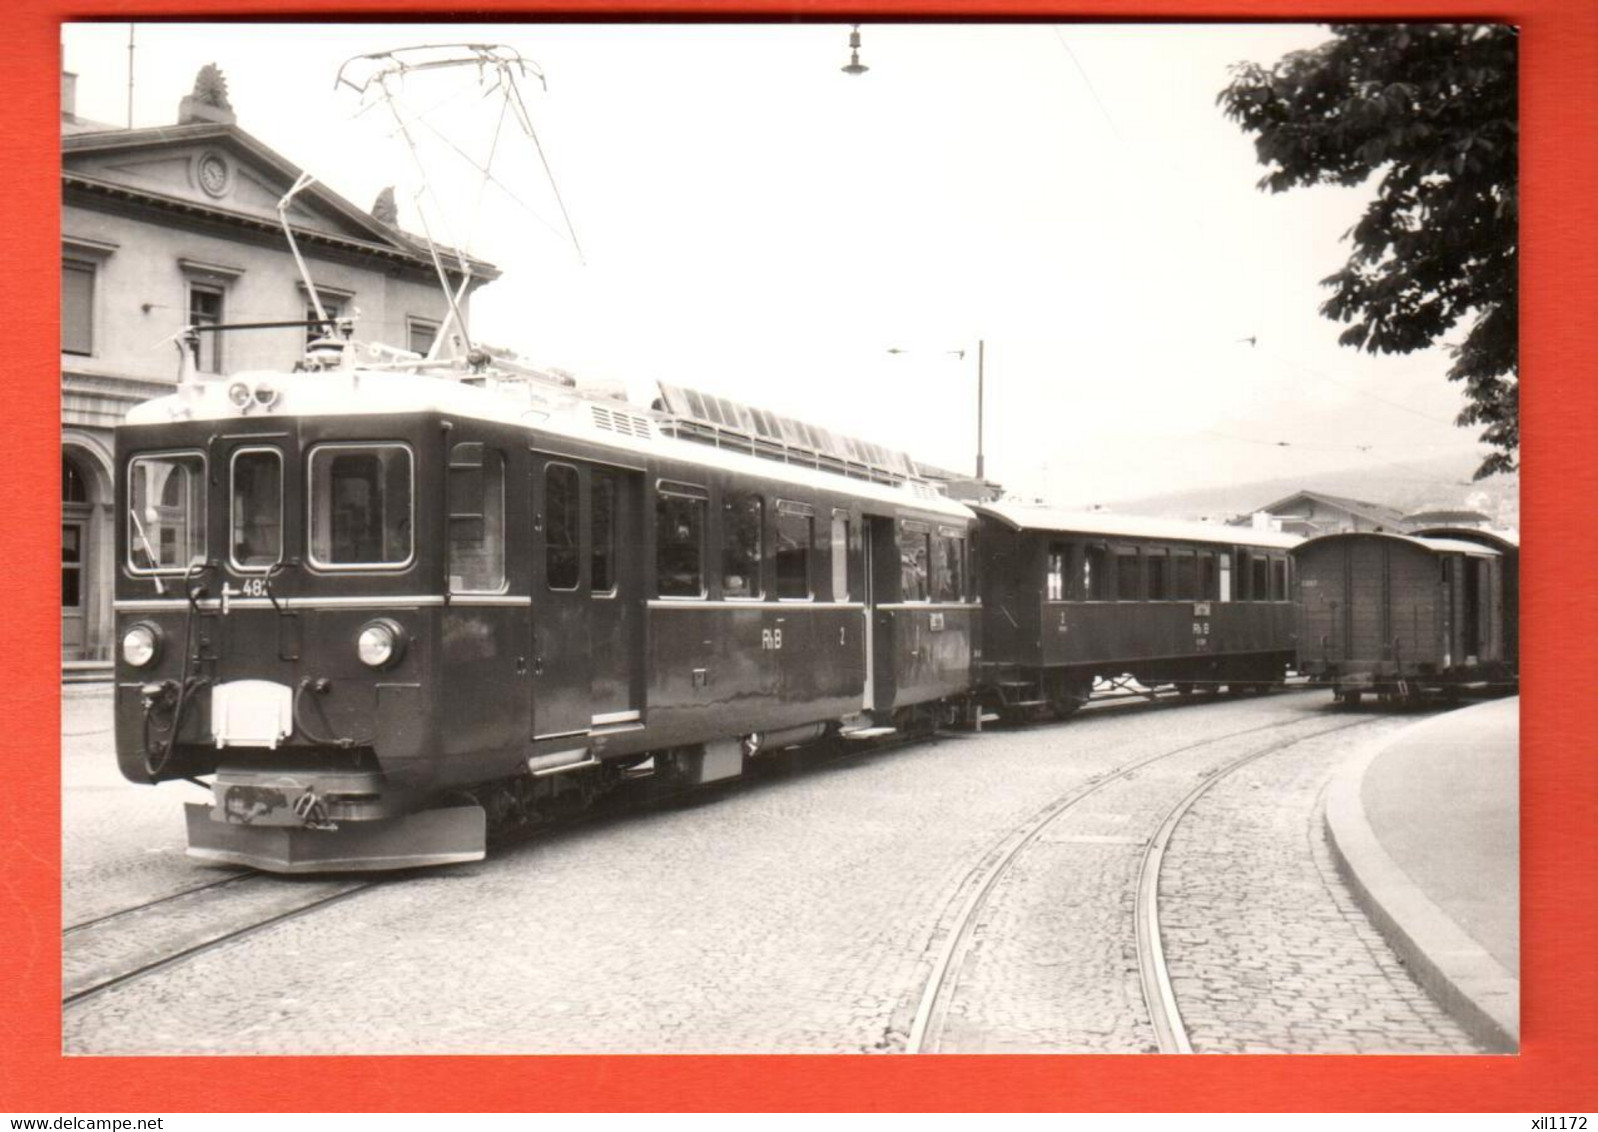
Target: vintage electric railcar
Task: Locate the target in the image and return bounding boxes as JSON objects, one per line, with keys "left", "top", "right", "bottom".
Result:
{"left": 1292, "top": 531, "right": 1511, "bottom": 705}
{"left": 972, "top": 506, "right": 1300, "bottom": 717}
{"left": 114, "top": 361, "right": 978, "bottom": 872}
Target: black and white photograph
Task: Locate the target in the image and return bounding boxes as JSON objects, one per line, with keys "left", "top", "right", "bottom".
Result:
{"left": 59, "top": 21, "right": 1519, "bottom": 1057}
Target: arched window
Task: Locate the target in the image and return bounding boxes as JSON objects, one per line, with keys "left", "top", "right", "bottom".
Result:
{"left": 63, "top": 456, "right": 88, "bottom": 504}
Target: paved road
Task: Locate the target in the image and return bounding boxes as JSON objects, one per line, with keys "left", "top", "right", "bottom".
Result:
{"left": 62, "top": 686, "right": 1478, "bottom": 1054}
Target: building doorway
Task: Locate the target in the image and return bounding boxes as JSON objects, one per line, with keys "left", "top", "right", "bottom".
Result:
{"left": 62, "top": 456, "right": 91, "bottom": 661}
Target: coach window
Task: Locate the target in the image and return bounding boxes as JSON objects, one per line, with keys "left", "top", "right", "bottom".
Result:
{"left": 230, "top": 448, "right": 283, "bottom": 570}
{"left": 776, "top": 502, "right": 815, "bottom": 600}
{"left": 1272, "top": 557, "right": 1289, "bottom": 601}
{"left": 1083, "top": 545, "right": 1108, "bottom": 601}
{"left": 1251, "top": 554, "right": 1270, "bottom": 602}
{"left": 1116, "top": 549, "right": 1141, "bottom": 601}
{"left": 656, "top": 483, "right": 707, "bottom": 598}
{"left": 128, "top": 452, "right": 206, "bottom": 573}
{"left": 591, "top": 470, "right": 616, "bottom": 594}
{"left": 448, "top": 444, "right": 506, "bottom": 592}
{"left": 831, "top": 510, "right": 851, "bottom": 601}
{"left": 722, "top": 490, "right": 763, "bottom": 598}
{"left": 544, "top": 464, "right": 581, "bottom": 590}
{"left": 1219, "top": 553, "right": 1233, "bottom": 602}
{"left": 1148, "top": 551, "right": 1170, "bottom": 600}
{"left": 1046, "top": 544, "right": 1066, "bottom": 601}
{"left": 308, "top": 444, "right": 412, "bottom": 569}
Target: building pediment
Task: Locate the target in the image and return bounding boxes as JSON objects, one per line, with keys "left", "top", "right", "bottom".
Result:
{"left": 64, "top": 126, "right": 381, "bottom": 245}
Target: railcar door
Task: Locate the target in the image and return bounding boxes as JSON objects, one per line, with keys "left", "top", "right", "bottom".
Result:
{"left": 531, "top": 454, "right": 593, "bottom": 743}
{"left": 864, "top": 515, "right": 898, "bottom": 712}
{"left": 588, "top": 466, "right": 643, "bottom": 724}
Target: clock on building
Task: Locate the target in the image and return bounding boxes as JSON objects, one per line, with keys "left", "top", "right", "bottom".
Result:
{"left": 197, "top": 152, "right": 230, "bottom": 197}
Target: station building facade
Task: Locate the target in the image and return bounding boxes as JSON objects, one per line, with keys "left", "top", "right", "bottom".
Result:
{"left": 61, "top": 69, "right": 498, "bottom": 673}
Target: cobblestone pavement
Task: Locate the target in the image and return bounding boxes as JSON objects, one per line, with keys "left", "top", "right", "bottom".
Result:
{"left": 61, "top": 687, "right": 1476, "bottom": 1055}
{"left": 1160, "top": 719, "right": 1479, "bottom": 1054}
{"left": 61, "top": 686, "right": 244, "bottom": 931}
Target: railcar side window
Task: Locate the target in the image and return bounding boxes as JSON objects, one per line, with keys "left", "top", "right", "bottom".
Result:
{"left": 831, "top": 511, "right": 851, "bottom": 601}
{"left": 1116, "top": 550, "right": 1141, "bottom": 601}
{"left": 230, "top": 448, "right": 283, "bottom": 569}
{"left": 545, "top": 464, "right": 580, "bottom": 590}
{"left": 448, "top": 444, "right": 506, "bottom": 592}
{"left": 1146, "top": 553, "right": 1168, "bottom": 600}
{"left": 935, "top": 531, "right": 965, "bottom": 602}
{"left": 308, "top": 445, "right": 412, "bottom": 568}
{"left": 1173, "top": 552, "right": 1197, "bottom": 601}
{"left": 722, "top": 491, "right": 763, "bottom": 598}
{"left": 1219, "top": 553, "right": 1233, "bottom": 602}
{"left": 656, "top": 484, "right": 706, "bottom": 598}
{"left": 899, "top": 522, "right": 930, "bottom": 602}
{"left": 1251, "top": 554, "right": 1270, "bottom": 602}
{"left": 1201, "top": 553, "right": 1220, "bottom": 601}
{"left": 1046, "top": 544, "right": 1066, "bottom": 601}
{"left": 592, "top": 470, "right": 616, "bottom": 594}
{"left": 128, "top": 452, "right": 205, "bottom": 573}
{"left": 776, "top": 502, "right": 814, "bottom": 600}
{"left": 1084, "top": 546, "right": 1108, "bottom": 600}
{"left": 1272, "top": 557, "right": 1288, "bottom": 601}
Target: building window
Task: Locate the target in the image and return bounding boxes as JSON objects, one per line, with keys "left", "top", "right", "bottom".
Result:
{"left": 408, "top": 318, "right": 440, "bottom": 358}
{"left": 307, "top": 444, "right": 413, "bottom": 569}
{"left": 721, "top": 491, "right": 763, "bottom": 598}
{"left": 656, "top": 484, "right": 706, "bottom": 598}
{"left": 448, "top": 443, "right": 506, "bottom": 593}
{"left": 189, "top": 285, "right": 224, "bottom": 373}
{"left": 776, "top": 502, "right": 815, "bottom": 600}
{"left": 63, "top": 457, "right": 89, "bottom": 504}
{"left": 62, "top": 261, "right": 95, "bottom": 356}
{"left": 544, "top": 464, "right": 580, "bottom": 591}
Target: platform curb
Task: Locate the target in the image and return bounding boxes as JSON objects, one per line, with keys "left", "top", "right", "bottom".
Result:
{"left": 1323, "top": 704, "right": 1520, "bottom": 1054}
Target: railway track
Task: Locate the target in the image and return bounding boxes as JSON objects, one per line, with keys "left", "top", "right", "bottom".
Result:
{"left": 905, "top": 711, "right": 1379, "bottom": 1053}
{"left": 62, "top": 682, "right": 1311, "bottom": 1015}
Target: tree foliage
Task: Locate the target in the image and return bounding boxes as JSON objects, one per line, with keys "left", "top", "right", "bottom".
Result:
{"left": 1219, "top": 24, "right": 1518, "bottom": 478}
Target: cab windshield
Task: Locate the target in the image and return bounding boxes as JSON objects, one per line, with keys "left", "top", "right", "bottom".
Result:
{"left": 308, "top": 444, "right": 413, "bottom": 568}
{"left": 127, "top": 452, "right": 205, "bottom": 573}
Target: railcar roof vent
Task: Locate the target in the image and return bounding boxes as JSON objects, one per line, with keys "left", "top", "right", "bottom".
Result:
{"left": 589, "top": 402, "right": 654, "bottom": 440}
{"left": 653, "top": 381, "right": 927, "bottom": 487}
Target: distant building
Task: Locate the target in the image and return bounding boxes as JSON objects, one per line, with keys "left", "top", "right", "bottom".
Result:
{"left": 915, "top": 462, "right": 1004, "bottom": 503}
{"left": 1401, "top": 508, "right": 1495, "bottom": 531}
{"left": 61, "top": 67, "right": 500, "bottom": 673}
{"left": 1231, "top": 490, "right": 1408, "bottom": 537}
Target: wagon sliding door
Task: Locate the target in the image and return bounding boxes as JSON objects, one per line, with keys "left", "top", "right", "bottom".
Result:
{"left": 588, "top": 466, "right": 643, "bottom": 724}
{"left": 531, "top": 455, "right": 591, "bottom": 743}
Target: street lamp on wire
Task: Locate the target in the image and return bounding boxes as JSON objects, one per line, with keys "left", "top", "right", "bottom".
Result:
{"left": 887, "top": 339, "right": 987, "bottom": 480}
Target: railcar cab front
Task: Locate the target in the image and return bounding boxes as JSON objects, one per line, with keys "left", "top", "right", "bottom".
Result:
{"left": 114, "top": 371, "right": 493, "bottom": 870}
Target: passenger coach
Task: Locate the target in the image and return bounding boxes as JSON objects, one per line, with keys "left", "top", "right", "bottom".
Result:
{"left": 972, "top": 506, "right": 1299, "bottom": 718}
{"left": 114, "top": 354, "right": 977, "bottom": 873}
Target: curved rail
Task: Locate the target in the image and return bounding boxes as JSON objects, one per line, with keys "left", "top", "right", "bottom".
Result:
{"left": 905, "top": 714, "right": 1328, "bottom": 1053}
{"left": 1133, "top": 717, "right": 1377, "bottom": 1053}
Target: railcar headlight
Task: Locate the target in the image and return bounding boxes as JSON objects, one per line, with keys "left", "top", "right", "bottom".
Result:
{"left": 122, "top": 623, "right": 161, "bottom": 668}
{"left": 252, "top": 379, "right": 279, "bottom": 409}
{"left": 226, "top": 380, "right": 253, "bottom": 409}
{"left": 356, "top": 619, "right": 407, "bottom": 669}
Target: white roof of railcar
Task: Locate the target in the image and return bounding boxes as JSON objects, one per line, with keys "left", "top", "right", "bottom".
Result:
{"left": 974, "top": 503, "right": 1302, "bottom": 551}
{"left": 123, "top": 367, "right": 975, "bottom": 520}
{"left": 1294, "top": 531, "right": 1501, "bottom": 558}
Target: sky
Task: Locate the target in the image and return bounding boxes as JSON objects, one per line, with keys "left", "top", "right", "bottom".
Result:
{"left": 61, "top": 22, "right": 1496, "bottom": 508}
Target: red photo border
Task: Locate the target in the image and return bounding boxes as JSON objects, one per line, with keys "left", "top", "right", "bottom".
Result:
{"left": 6, "top": 0, "right": 1592, "bottom": 1113}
